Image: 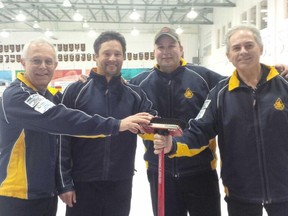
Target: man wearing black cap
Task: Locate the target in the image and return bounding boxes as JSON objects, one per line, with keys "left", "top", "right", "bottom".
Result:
{"left": 130, "top": 27, "right": 223, "bottom": 216}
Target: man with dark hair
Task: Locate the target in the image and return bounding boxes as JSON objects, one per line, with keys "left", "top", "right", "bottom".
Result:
{"left": 130, "top": 27, "right": 223, "bottom": 216}
{"left": 57, "top": 31, "right": 157, "bottom": 216}
{"left": 0, "top": 37, "right": 152, "bottom": 216}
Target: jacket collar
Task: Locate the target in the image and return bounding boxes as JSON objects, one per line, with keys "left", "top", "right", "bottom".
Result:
{"left": 228, "top": 64, "right": 279, "bottom": 91}
{"left": 18, "top": 72, "right": 37, "bottom": 91}
{"left": 89, "top": 68, "right": 123, "bottom": 87}
{"left": 154, "top": 57, "right": 187, "bottom": 78}
{"left": 17, "top": 72, "right": 59, "bottom": 95}
{"left": 154, "top": 57, "right": 187, "bottom": 70}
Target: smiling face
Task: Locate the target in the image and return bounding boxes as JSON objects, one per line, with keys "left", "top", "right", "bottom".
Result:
{"left": 226, "top": 29, "right": 263, "bottom": 72}
{"left": 154, "top": 35, "right": 183, "bottom": 73}
{"left": 94, "top": 40, "right": 124, "bottom": 81}
{"left": 21, "top": 42, "right": 58, "bottom": 91}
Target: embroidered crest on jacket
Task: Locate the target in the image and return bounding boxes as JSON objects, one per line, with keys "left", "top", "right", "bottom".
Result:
{"left": 184, "top": 88, "right": 193, "bottom": 99}
{"left": 274, "top": 98, "right": 285, "bottom": 110}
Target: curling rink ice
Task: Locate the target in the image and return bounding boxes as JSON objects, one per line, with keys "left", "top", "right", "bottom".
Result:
{"left": 57, "top": 137, "right": 268, "bottom": 216}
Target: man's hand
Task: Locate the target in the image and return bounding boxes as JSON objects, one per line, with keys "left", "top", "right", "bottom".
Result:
{"left": 59, "top": 191, "right": 76, "bottom": 207}
{"left": 275, "top": 64, "right": 288, "bottom": 78}
{"left": 119, "top": 112, "right": 154, "bottom": 134}
{"left": 153, "top": 133, "right": 173, "bottom": 155}
{"left": 79, "top": 74, "right": 88, "bottom": 83}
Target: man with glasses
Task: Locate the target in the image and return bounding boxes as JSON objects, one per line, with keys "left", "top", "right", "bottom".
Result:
{"left": 0, "top": 37, "right": 153, "bottom": 216}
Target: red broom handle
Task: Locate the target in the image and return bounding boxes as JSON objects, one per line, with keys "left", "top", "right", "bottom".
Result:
{"left": 158, "top": 149, "right": 165, "bottom": 216}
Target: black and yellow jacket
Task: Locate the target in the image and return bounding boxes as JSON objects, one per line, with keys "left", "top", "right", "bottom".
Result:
{"left": 0, "top": 73, "right": 121, "bottom": 200}
{"left": 129, "top": 59, "right": 224, "bottom": 177}
{"left": 57, "top": 70, "right": 157, "bottom": 194}
{"left": 173, "top": 64, "right": 288, "bottom": 203}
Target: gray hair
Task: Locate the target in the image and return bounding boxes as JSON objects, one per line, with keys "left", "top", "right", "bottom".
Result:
{"left": 225, "top": 24, "right": 263, "bottom": 53}
{"left": 21, "top": 37, "right": 58, "bottom": 61}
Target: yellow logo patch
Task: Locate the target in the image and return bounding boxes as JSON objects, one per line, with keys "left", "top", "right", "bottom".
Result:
{"left": 274, "top": 98, "right": 285, "bottom": 110}
{"left": 184, "top": 88, "right": 193, "bottom": 98}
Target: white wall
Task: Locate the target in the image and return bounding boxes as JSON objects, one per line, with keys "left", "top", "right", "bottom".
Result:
{"left": 199, "top": 0, "right": 288, "bottom": 76}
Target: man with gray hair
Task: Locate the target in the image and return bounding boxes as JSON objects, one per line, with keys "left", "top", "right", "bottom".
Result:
{"left": 0, "top": 37, "right": 153, "bottom": 216}
{"left": 154, "top": 24, "right": 288, "bottom": 215}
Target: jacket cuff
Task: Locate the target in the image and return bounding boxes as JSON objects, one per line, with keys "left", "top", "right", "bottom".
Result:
{"left": 167, "top": 138, "right": 177, "bottom": 156}
{"left": 57, "top": 185, "right": 75, "bottom": 195}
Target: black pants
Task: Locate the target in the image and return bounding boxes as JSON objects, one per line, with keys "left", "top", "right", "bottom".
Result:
{"left": 66, "top": 179, "right": 132, "bottom": 216}
{"left": 147, "top": 169, "right": 221, "bottom": 216}
{"left": 0, "top": 195, "right": 57, "bottom": 216}
{"left": 225, "top": 196, "right": 288, "bottom": 216}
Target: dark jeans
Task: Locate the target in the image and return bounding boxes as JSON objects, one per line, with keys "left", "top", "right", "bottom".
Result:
{"left": 66, "top": 179, "right": 132, "bottom": 216}
{"left": 147, "top": 169, "right": 221, "bottom": 216}
{"left": 0, "top": 195, "right": 57, "bottom": 216}
{"left": 225, "top": 196, "right": 288, "bottom": 216}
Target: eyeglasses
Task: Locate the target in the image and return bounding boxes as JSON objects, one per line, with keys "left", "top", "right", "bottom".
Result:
{"left": 28, "top": 58, "right": 55, "bottom": 66}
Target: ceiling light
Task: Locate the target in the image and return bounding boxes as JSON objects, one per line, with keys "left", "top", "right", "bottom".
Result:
{"left": 73, "top": 11, "right": 83, "bottom": 22}
{"left": 129, "top": 9, "right": 140, "bottom": 20}
{"left": 44, "top": 29, "right": 54, "bottom": 38}
{"left": 131, "top": 27, "right": 139, "bottom": 36}
{"left": 62, "top": 0, "right": 72, "bottom": 7}
{"left": 82, "top": 20, "right": 89, "bottom": 28}
{"left": 176, "top": 26, "right": 183, "bottom": 35}
{"left": 0, "top": 1, "right": 5, "bottom": 9}
{"left": 15, "top": 11, "right": 27, "bottom": 22}
{"left": 88, "top": 29, "right": 97, "bottom": 38}
{"left": 33, "top": 21, "right": 40, "bottom": 29}
{"left": 0, "top": 30, "right": 10, "bottom": 38}
{"left": 187, "top": 8, "right": 198, "bottom": 19}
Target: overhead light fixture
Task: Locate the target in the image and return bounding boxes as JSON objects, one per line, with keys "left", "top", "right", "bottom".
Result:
{"left": 88, "top": 29, "right": 97, "bottom": 38}
{"left": 62, "top": 0, "right": 72, "bottom": 7}
{"left": 131, "top": 27, "right": 139, "bottom": 36}
{"left": 44, "top": 29, "right": 54, "bottom": 38}
{"left": 0, "top": 30, "right": 10, "bottom": 38}
{"left": 33, "top": 21, "right": 40, "bottom": 29}
{"left": 73, "top": 11, "right": 83, "bottom": 22}
{"left": 15, "top": 11, "right": 27, "bottom": 22}
{"left": 129, "top": 9, "right": 140, "bottom": 20}
{"left": 175, "top": 26, "right": 183, "bottom": 35}
{"left": 82, "top": 20, "right": 89, "bottom": 28}
{"left": 0, "top": 1, "right": 5, "bottom": 9}
{"left": 187, "top": 8, "right": 198, "bottom": 19}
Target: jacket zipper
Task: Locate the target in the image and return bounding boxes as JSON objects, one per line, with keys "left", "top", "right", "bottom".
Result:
{"left": 103, "top": 87, "right": 111, "bottom": 180}
{"left": 167, "top": 80, "right": 179, "bottom": 178}
{"left": 253, "top": 88, "right": 271, "bottom": 204}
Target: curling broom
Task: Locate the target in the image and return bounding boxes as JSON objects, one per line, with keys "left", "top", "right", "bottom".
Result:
{"left": 147, "top": 117, "right": 186, "bottom": 216}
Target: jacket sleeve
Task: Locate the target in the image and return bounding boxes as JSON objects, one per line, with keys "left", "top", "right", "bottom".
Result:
{"left": 56, "top": 83, "right": 85, "bottom": 194}
{"left": 56, "top": 135, "right": 74, "bottom": 194}
{"left": 2, "top": 86, "right": 120, "bottom": 136}
{"left": 169, "top": 89, "right": 218, "bottom": 158}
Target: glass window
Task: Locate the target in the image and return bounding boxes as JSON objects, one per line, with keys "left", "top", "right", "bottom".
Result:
{"left": 260, "top": 0, "right": 267, "bottom": 29}
{"left": 250, "top": 6, "right": 256, "bottom": 25}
